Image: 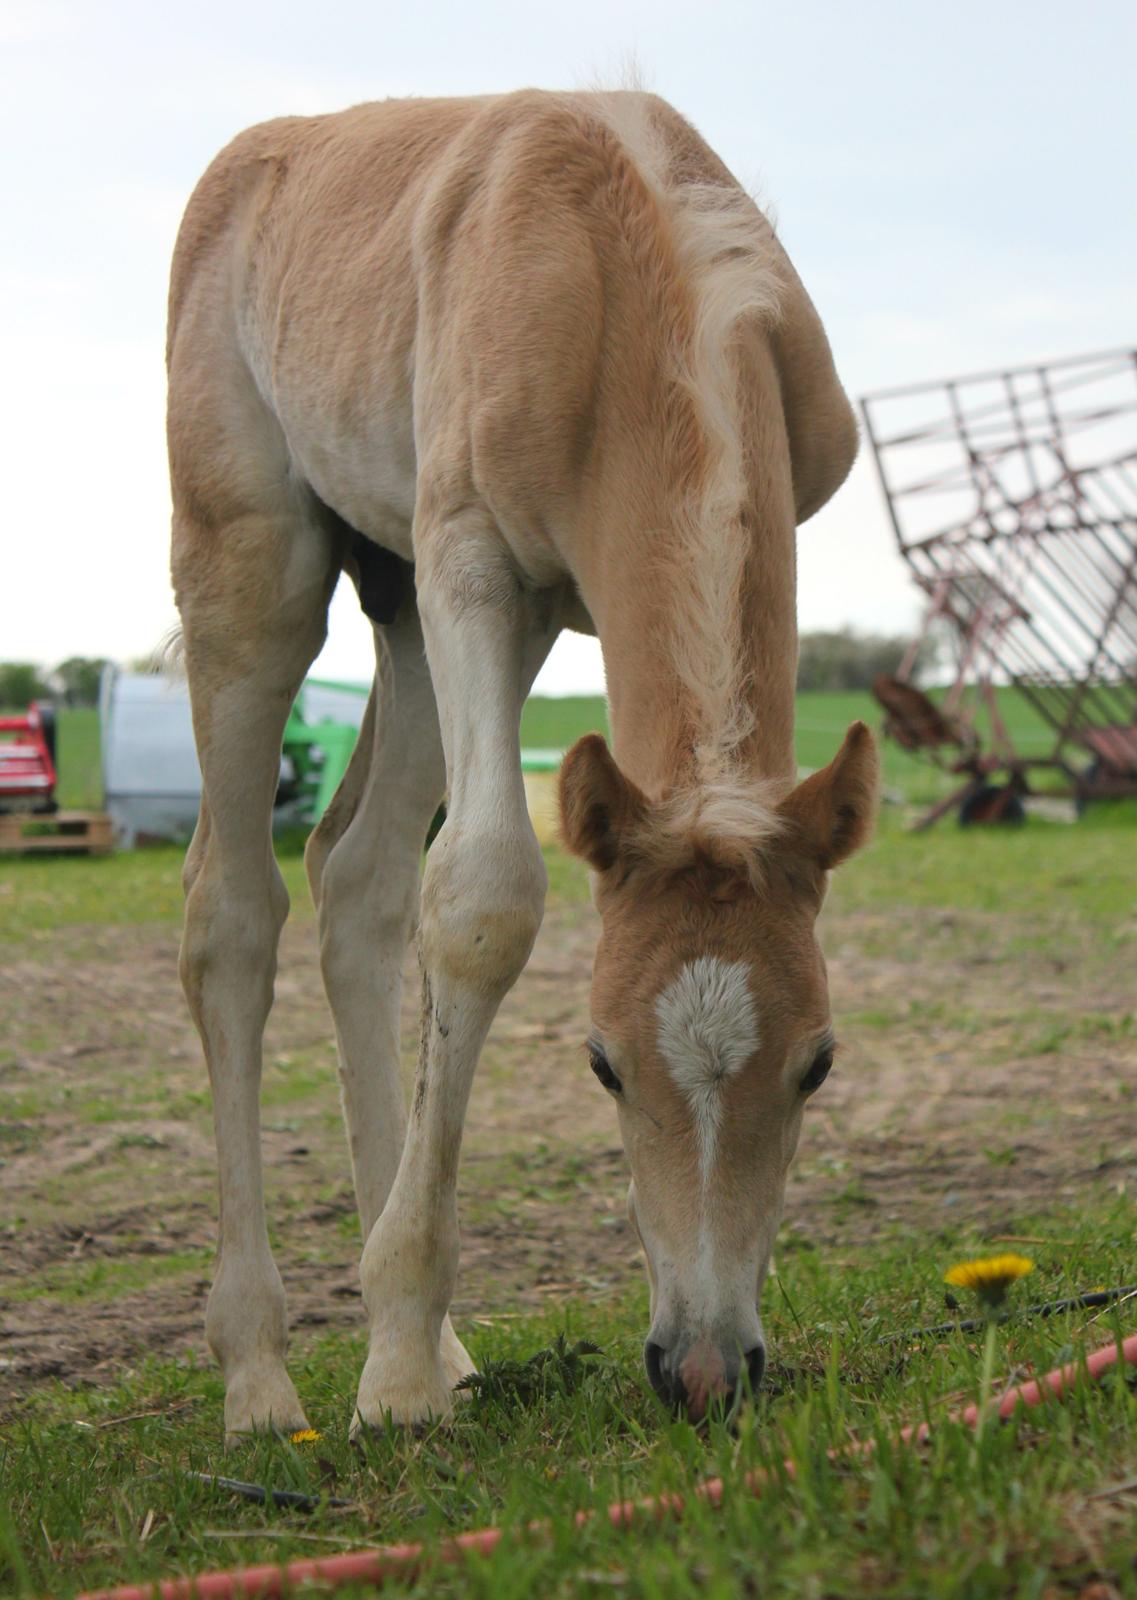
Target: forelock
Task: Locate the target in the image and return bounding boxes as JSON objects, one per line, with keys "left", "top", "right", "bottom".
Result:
{"left": 623, "top": 779, "right": 786, "bottom": 893}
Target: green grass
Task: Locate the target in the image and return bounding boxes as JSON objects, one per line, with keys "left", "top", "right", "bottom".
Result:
{"left": 54, "top": 708, "right": 103, "bottom": 810}
{"left": 2, "top": 1199, "right": 1135, "bottom": 1598}
{"left": 521, "top": 695, "right": 608, "bottom": 751}
{"left": 4, "top": 801, "right": 1131, "bottom": 946}
{"left": 0, "top": 838, "right": 595, "bottom": 943}
{"left": 792, "top": 686, "right": 1062, "bottom": 796}
{"left": 828, "top": 807, "right": 1137, "bottom": 925}
{"left": 0, "top": 844, "right": 200, "bottom": 939}
{"left": 6, "top": 1250, "right": 213, "bottom": 1307}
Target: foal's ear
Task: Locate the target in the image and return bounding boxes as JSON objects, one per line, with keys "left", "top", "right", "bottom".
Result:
{"left": 778, "top": 721, "right": 880, "bottom": 871}
{"left": 559, "top": 734, "right": 649, "bottom": 873}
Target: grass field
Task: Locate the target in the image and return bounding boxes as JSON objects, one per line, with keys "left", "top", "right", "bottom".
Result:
{"left": 2, "top": 708, "right": 1135, "bottom": 1597}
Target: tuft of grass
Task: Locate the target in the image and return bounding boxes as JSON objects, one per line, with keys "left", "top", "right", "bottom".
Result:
{"left": 457, "top": 1335, "right": 605, "bottom": 1408}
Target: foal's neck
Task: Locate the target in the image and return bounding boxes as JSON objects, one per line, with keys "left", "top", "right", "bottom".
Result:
{"left": 594, "top": 494, "right": 799, "bottom": 803}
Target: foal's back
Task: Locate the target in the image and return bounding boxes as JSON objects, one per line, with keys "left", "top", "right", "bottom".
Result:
{"left": 168, "top": 90, "right": 757, "bottom": 576}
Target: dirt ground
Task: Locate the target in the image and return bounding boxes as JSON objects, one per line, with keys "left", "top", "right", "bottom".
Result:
{"left": 2, "top": 878, "right": 1134, "bottom": 1409}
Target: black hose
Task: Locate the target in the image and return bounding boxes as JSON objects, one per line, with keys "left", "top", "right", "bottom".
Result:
{"left": 881, "top": 1284, "right": 1136, "bottom": 1343}
{"left": 189, "top": 1472, "right": 353, "bottom": 1511}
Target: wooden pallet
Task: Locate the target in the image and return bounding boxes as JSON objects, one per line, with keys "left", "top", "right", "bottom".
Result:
{"left": 0, "top": 810, "right": 114, "bottom": 855}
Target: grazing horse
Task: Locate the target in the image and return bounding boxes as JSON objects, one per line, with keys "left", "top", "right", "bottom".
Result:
{"left": 168, "top": 89, "right": 877, "bottom": 1438}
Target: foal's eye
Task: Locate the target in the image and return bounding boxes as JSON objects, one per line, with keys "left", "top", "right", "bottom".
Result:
{"left": 587, "top": 1044, "right": 623, "bottom": 1095}
{"left": 800, "top": 1048, "right": 834, "bottom": 1095}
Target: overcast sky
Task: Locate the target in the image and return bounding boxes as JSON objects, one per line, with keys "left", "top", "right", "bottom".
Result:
{"left": 2, "top": 0, "right": 1132, "bottom": 693}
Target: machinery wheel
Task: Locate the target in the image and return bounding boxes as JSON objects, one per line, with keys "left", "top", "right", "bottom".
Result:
{"left": 38, "top": 702, "right": 57, "bottom": 765}
{"left": 958, "top": 784, "right": 1026, "bottom": 827}
{"left": 1074, "top": 759, "right": 1100, "bottom": 819}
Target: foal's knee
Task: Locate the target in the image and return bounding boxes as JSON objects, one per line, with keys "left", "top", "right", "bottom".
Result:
{"left": 418, "top": 822, "right": 546, "bottom": 995}
{"left": 179, "top": 852, "right": 290, "bottom": 1020}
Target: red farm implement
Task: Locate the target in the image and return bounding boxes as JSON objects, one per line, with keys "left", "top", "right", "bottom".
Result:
{"left": 0, "top": 702, "right": 57, "bottom": 813}
{"left": 0, "top": 702, "right": 113, "bottom": 854}
{"left": 860, "top": 348, "right": 1137, "bottom": 827}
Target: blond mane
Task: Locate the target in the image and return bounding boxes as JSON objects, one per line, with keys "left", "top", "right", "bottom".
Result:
{"left": 589, "top": 92, "right": 788, "bottom": 866}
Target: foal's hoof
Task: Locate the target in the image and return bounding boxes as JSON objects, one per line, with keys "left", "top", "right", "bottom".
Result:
{"left": 222, "top": 1367, "right": 310, "bottom": 1447}
{"left": 348, "top": 1401, "right": 450, "bottom": 1446}
{"left": 349, "top": 1410, "right": 434, "bottom": 1447}
{"left": 351, "top": 1351, "right": 456, "bottom": 1439}
{"left": 224, "top": 1411, "right": 313, "bottom": 1449}
{"left": 440, "top": 1316, "right": 477, "bottom": 1391}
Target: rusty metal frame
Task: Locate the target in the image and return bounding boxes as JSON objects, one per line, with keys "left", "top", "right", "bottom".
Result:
{"left": 859, "top": 349, "right": 1137, "bottom": 824}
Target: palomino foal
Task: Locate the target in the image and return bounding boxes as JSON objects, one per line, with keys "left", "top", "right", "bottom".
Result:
{"left": 168, "top": 89, "right": 876, "bottom": 1438}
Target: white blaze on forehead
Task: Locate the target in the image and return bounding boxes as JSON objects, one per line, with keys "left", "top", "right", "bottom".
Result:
{"left": 654, "top": 957, "right": 759, "bottom": 1183}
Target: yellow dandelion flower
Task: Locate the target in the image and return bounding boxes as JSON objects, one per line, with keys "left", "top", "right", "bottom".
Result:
{"left": 944, "top": 1253, "right": 1034, "bottom": 1309}
{"left": 289, "top": 1428, "right": 323, "bottom": 1445}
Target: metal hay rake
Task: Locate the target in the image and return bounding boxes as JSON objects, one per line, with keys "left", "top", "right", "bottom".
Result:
{"left": 860, "top": 348, "right": 1137, "bottom": 827}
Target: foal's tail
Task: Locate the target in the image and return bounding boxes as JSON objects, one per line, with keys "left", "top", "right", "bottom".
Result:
{"left": 148, "top": 624, "right": 187, "bottom": 678}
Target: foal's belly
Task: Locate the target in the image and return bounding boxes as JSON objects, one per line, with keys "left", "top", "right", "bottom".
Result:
{"left": 264, "top": 328, "right": 578, "bottom": 589}
{"left": 252, "top": 274, "right": 420, "bottom": 562}
{"left": 277, "top": 389, "right": 418, "bottom": 563}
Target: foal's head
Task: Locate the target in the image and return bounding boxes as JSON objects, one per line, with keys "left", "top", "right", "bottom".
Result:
{"left": 559, "top": 723, "right": 878, "bottom": 1421}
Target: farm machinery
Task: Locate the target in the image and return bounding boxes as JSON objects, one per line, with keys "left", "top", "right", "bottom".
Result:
{"left": 860, "top": 348, "right": 1137, "bottom": 827}
{"left": 0, "top": 702, "right": 114, "bottom": 853}
{"left": 0, "top": 703, "right": 57, "bottom": 813}
{"left": 278, "top": 683, "right": 361, "bottom": 824}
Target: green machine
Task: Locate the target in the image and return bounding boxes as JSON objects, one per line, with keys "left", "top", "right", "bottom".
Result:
{"left": 281, "top": 678, "right": 565, "bottom": 827}
{"left": 280, "top": 679, "right": 367, "bottom": 825}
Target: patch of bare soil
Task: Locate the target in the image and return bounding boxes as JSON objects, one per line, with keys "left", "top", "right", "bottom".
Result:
{"left": 1, "top": 893, "right": 1134, "bottom": 1408}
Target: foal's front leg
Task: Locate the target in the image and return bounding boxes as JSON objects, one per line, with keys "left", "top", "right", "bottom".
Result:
{"left": 353, "top": 529, "right": 551, "bottom": 1429}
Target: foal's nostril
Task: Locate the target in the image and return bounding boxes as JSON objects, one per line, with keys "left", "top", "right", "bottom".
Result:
{"left": 644, "top": 1340, "right": 668, "bottom": 1399}
{"left": 744, "top": 1343, "right": 767, "bottom": 1395}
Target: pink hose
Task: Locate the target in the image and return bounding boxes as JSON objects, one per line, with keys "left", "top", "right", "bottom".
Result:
{"left": 74, "top": 1330, "right": 1137, "bottom": 1600}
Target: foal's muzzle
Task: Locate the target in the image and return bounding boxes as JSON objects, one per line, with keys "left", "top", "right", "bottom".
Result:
{"left": 644, "top": 1335, "right": 766, "bottom": 1422}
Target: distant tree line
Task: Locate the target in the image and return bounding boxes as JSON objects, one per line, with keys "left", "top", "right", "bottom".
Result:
{"left": 0, "top": 657, "right": 110, "bottom": 709}
{"left": 796, "top": 628, "right": 934, "bottom": 692}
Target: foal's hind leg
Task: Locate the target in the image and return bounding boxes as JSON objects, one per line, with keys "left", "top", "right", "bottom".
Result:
{"left": 305, "top": 605, "right": 474, "bottom": 1389}
{"left": 176, "top": 503, "right": 338, "bottom": 1441}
